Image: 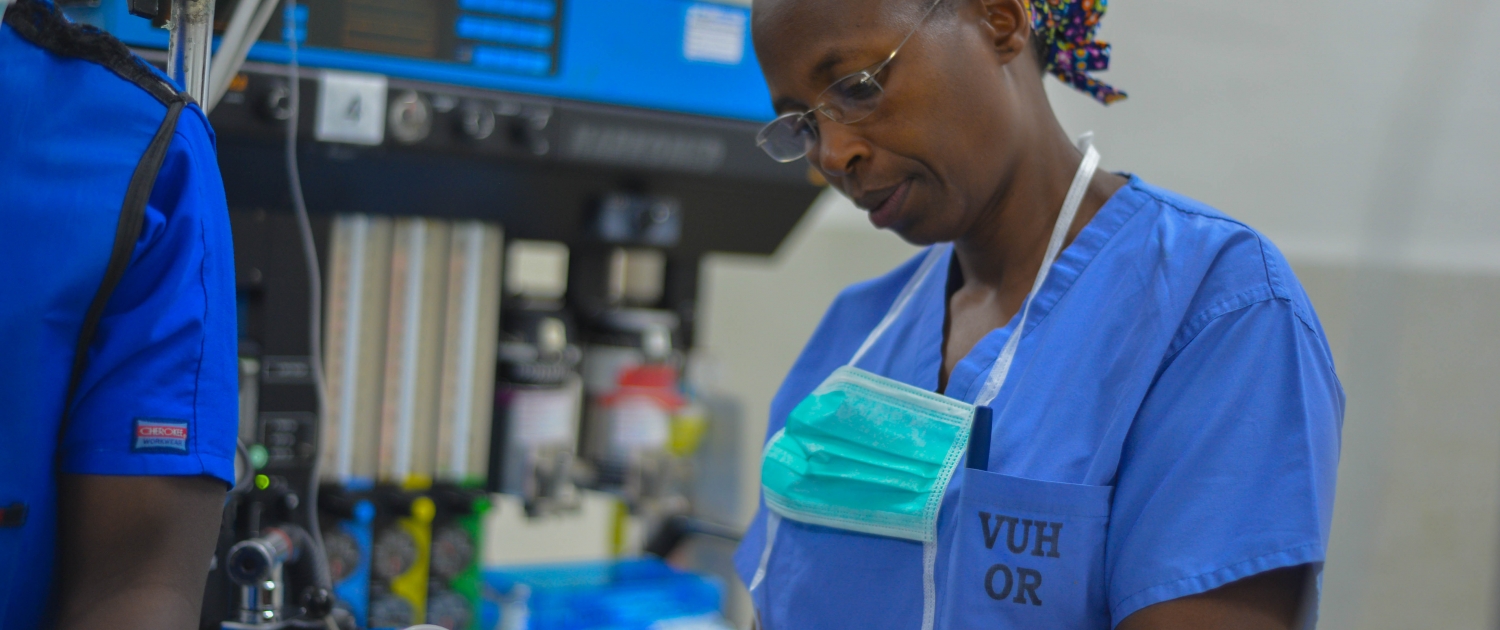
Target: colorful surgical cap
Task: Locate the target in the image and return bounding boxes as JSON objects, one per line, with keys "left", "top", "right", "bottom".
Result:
{"left": 1030, "top": 0, "right": 1126, "bottom": 104}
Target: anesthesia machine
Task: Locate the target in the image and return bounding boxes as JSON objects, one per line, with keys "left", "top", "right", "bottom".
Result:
{"left": 65, "top": 0, "right": 820, "bottom": 627}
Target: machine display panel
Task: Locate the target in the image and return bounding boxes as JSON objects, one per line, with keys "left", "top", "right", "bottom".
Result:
{"left": 69, "top": 0, "right": 776, "bottom": 122}
{"left": 291, "top": 0, "right": 564, "bottom": 76}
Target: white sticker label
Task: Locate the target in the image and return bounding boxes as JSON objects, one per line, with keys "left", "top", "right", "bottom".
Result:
{"left": 683, "top": 4, "right": 746, "bottom": 65}
{"left": 316, "top": 71, "right": 388, "bottom": 146}
{"left": 608, "top": 396, "right": 672, "bottom": 452}
{"left": 510, "top": 388, "right": 578, "bottom": 448}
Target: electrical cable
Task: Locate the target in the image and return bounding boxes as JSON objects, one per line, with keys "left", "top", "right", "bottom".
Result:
{"left": 231, "top": 438, "right": 253, "bottom": 494}
{"left": 282, "top": 0, "right": 334, "bottom": 598}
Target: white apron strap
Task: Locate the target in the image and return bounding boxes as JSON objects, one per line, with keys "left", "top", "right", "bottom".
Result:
{"left": 923, "top": 139, "right": 1100, "bottom": 630}
{"left": 972, "top": 142, "right": 1099, "bottom": 408}
{"left": 847, "top": 244, "right": 948, "bottom": 368}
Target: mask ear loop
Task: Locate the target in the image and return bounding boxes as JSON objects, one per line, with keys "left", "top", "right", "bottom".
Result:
{"left": 747, "top": 511, "right": 781, "bottom": 594}
{"left": 921, "top": 539, "right": 941, "bottom": 630}
{"left": 749, "top": 421, "right": 786, "bottom": 597}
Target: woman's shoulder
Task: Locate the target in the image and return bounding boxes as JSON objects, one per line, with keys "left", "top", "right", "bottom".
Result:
{"left": 1121, "top": 177, "right": 1323, "bottom": 338}
{"left": 1128, "top": 178, "right": 1270, "bottom": 258}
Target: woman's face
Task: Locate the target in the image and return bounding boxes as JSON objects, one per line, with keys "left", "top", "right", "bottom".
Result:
{"left": 753, "top": 0, "right": 1035, "bottom": 244}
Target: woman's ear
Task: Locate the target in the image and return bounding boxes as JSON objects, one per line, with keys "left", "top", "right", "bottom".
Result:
{"left": 973, "top": 0, "right": 1031, "bottom": 65}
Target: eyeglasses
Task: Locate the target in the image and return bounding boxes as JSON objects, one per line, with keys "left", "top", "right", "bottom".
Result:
{"left": 756, "top": 0, "right": 946, "bottom": 163}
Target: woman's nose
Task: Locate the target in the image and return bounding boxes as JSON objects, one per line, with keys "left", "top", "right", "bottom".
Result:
{"left": 811, "top": 119, "right": 869, "bottom": 179}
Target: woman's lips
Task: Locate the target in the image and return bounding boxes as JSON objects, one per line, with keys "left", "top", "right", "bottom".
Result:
{"left": 866, "top": 179, "right": 912, "bottom": 229}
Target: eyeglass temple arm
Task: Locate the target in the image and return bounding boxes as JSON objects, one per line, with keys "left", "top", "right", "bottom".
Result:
{"left": 871, "top": 0, "right": 947, "bottom": 76}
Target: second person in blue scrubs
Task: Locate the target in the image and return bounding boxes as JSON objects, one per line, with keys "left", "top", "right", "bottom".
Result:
{"left": 733, "top": 0, "right": 1343, "bottom": 628}
{"left": 1, "top": 2, "right": 238, "bottom": 627}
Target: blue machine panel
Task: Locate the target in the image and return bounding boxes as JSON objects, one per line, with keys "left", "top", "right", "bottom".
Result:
{"left": 69, "top": 0, "right": 777, "bottom": 122}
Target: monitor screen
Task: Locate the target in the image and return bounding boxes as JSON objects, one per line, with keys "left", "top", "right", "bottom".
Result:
{"left": 256, "top": 0, "right": 563, "bottom": 75}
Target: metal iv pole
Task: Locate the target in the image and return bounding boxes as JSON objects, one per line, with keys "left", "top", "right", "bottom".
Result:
{"left": 166, "top": 0, "right": 214, "bottom": 103}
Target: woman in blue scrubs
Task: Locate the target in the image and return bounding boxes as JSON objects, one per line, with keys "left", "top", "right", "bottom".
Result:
{"left": 734, "top": 0, "right": 1343, "bottom": 628}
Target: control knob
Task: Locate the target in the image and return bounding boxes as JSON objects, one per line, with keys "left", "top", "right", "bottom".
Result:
{"left": 260, "top": 83, "right": 293, "bottom": 122}
{"left": 387, "top": 90, "right": 432, "bottom": 145}
{"left": 459, "top": 101, "right": 497, "bottom": 141}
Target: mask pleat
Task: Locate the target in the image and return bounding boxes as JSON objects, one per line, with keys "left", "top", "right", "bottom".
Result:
{"left": 764, "top": 366, "right": 973, "bottom": 534}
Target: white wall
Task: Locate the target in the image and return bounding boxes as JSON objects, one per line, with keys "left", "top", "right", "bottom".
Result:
{"left": 1047, "top": 0, "right": 1500, "bottom": 273}
{"left": 697, "top": 1, "right": 1500, "bottom": 627}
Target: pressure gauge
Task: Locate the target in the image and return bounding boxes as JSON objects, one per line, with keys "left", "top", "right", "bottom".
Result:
{"left": 426, "top": 587, "right": 472, "bottom": 630}
{"left": 322, "top": 529, "right": 362, "bottom": 582}
{"left": 372, "top": 527, "right": 417, "bottom": 579}
{"left": 368, "top": 594, "right": 415, "bottom": 629}
{"left": 429, "top": 524, "right": 476, "bottom": 581}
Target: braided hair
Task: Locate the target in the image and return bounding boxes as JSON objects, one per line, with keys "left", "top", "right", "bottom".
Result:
{"left": 1028, "top": 0, "right": 1125, "bottom": 104}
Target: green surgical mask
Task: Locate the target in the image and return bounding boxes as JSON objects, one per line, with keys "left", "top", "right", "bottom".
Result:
{"left": 762, "top": 365, "right": 975, "bottom": 543}
{"left": 750, "top": 140, "right": 1101, "bottom": 630}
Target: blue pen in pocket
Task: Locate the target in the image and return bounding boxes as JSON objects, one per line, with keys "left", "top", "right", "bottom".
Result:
{"left": 966, "top": 406, "right": 993, "bottom": 472}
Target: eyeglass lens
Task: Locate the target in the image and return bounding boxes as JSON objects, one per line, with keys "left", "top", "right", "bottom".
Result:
{"left": 758, "top": 73, "right": 886, "bottom": 163}
{"left": 821, "top": 72, "right": 884, "bottom": 124}
{"left": 757, "top": 113, "right": 818, "bottom": 163}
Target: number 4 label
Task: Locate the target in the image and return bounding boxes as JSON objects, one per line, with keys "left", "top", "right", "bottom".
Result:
{"left": 316, "top": 71, "right": 388, "bottom": 146}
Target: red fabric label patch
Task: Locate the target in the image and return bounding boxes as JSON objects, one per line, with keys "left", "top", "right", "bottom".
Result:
{"left": 132, "top": 419, "right": 189, "bottom": 454}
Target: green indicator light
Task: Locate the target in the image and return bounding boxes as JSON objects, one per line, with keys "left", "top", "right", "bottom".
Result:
{"left": 248, "top": 444, "right": 269, "bottom": 470}
{"left": 254, "top": 474, "right": 271, "bottom": 490}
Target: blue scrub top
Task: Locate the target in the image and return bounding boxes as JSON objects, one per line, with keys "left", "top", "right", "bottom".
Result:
{"left": 0, "top": 11, "right": 238, "bottom": 628}
{"left": 734, "top": 177, "right": 1344, "bottom": 628}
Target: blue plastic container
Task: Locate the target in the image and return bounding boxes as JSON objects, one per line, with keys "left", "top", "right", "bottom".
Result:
{"left": 481, "top": 559, "right": 727, "bottom": 630}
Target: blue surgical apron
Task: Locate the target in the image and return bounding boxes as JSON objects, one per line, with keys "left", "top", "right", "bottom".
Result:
{"left": 734, "top": 176, "right": 1344, "bottom": 628}
{"left": 0, "top": 6, "right": 239, "bottom": 627}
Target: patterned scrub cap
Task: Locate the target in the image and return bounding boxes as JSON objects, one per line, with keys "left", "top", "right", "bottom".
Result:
{"left": 1030, "top": 0, "right": 1126, "bottom": 104}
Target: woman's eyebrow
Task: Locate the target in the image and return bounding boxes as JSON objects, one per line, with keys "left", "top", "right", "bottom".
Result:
{"left": 772, "top": 96, "right": 807, "bottom": 114}
{"left": 811, "top": 50, "right": 850, "bottom": 81}
{"left": 769, "top": 48, "right": 856, "bottom": 113}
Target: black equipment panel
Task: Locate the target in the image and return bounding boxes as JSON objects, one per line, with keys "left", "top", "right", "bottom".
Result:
{"left": 201, "top": 59, "right": 822, "bottom": 258}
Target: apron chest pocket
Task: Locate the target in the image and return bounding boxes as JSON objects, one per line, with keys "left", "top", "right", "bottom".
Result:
{"left": 940, "top": 468, "right": 1113, "bottom": 630}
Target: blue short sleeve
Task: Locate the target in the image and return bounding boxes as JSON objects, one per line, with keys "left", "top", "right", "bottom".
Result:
{"left": 1106, "top": 296, "right": 1343, "bottom": 625}
{"left": 59, "top": 106, "right": 238, "bottom": 485}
